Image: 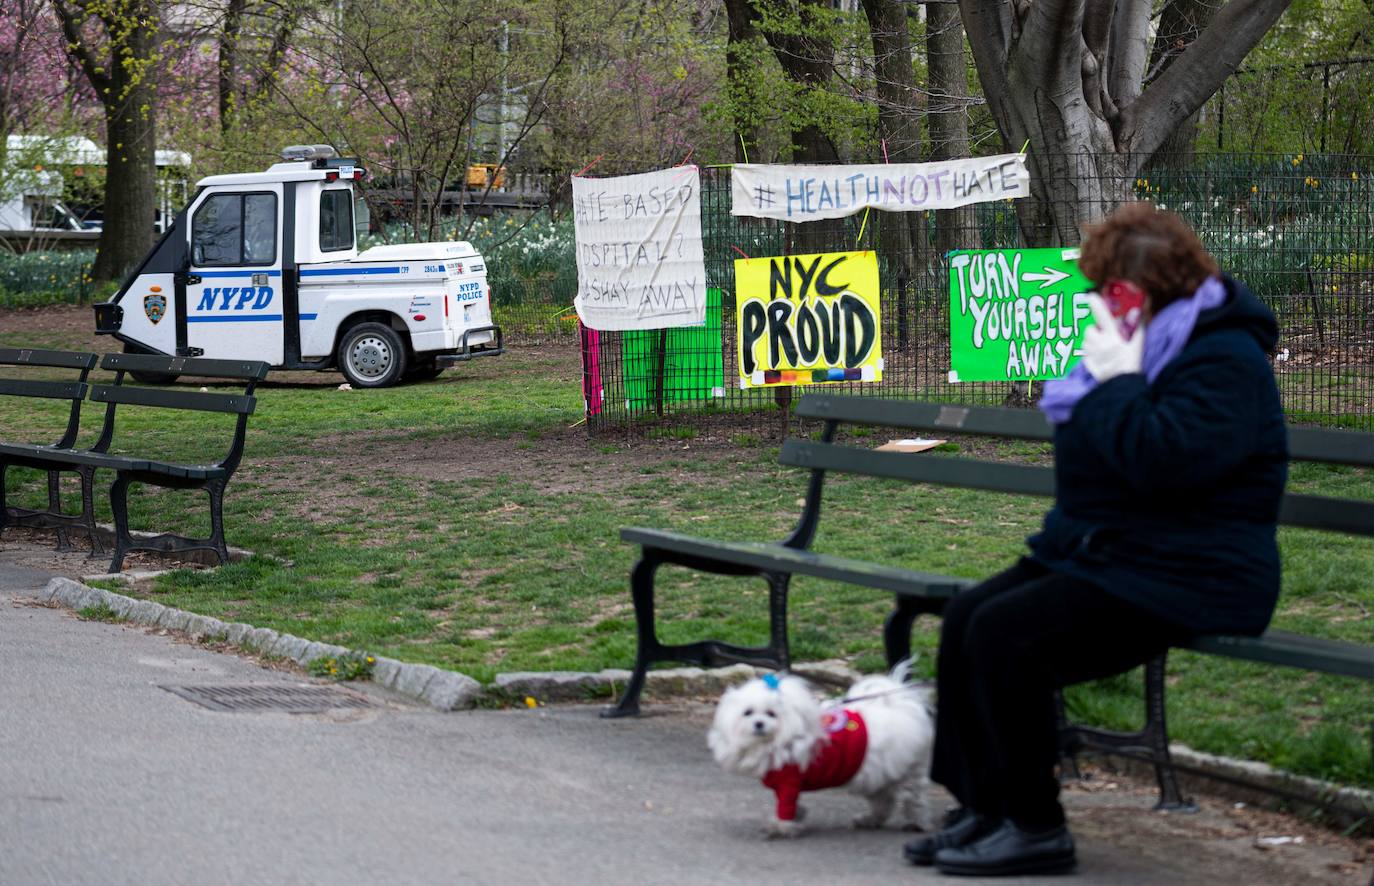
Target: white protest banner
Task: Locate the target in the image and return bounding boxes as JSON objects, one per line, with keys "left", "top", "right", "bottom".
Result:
{"left": 731, "top": 153, "right": 1029, "bottom": 221}
{"left": 572, "top": 166, "right": 707, "bottom": 331}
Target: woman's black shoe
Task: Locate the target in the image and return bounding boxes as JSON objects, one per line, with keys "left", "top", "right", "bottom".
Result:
{"left": 901, "top": 809, "right": 996, "bottom": 867}
{"left": 934, "top": 820, "right": 1076, "bottom": 876}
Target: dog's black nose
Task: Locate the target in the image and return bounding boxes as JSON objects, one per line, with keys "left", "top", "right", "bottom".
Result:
{"left": 753, "top": 720, "right": 767, "bottom": 733}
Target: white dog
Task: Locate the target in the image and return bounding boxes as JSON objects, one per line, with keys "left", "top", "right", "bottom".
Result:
{"left": 707, "top": 663, "right": 935, "bottom": 838}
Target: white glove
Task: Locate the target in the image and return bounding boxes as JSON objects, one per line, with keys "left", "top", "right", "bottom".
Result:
{"left": 1080, "top": 293, "right": 1144, "bottom": 382}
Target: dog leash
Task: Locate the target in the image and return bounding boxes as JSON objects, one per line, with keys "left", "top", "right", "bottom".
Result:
{"left": 833, "top": 682, "right": 932, "bottom": 706}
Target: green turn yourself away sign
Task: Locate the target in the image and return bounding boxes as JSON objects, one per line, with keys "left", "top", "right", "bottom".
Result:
{"left": 948, "top": 247, "right": 1095, "bottom": 382}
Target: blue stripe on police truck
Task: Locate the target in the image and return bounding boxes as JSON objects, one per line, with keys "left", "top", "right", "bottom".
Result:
{"left": 187, "top": 314, "right": 285, "bottom": 323}
{"left": 299, "top": 266, "right": 403, "bottom": 276}
{"left": 196, "top": 270, "right": 283, "bottom": 278}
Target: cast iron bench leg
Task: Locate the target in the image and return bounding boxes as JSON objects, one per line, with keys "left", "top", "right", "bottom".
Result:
{"left": 108, "top": 473, "right": 134, "bottom": 574}
{"left": 766, "top": 571, "right": 791, "bottom": 671}
{"left": 1056, "top": 655, "right": 1196, "bottom": 812}
{"left": 883, "top": 595, "right": 947, "bottom": 668}
{"left": 603, "top": 550, "right": 665, "bottom": 718}
{"left": 78, "top": 466, "right": 103, "bottom": 557}
{"left": 1144, "top": 654, "right": 1196, "bottom": 812}
{"left": 46, "top": 471, "right": 74, "bottom": 552}
{"left": 206, "top": 478, "right": 230, "bottom": 565}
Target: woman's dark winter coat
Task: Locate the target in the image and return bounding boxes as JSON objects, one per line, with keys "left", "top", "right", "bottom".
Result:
{"left": 1029, "top": 276, "right": 1288, "bottom": 636}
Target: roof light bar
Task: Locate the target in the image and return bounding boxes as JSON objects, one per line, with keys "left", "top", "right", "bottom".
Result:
{"left": 280, "top": 144, "right": 339, "bottom": 162}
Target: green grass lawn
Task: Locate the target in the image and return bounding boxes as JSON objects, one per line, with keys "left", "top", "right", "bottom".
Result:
{"left": 5, "top": 308, "right": 1374, "bottom": 790}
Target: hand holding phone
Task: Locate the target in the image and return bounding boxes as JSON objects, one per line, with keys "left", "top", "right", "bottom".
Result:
{"left": 1081, "top": 292, "right": 1145, "bottom": 382}
{"left": 1101, "top": 279, "right": 1147, "bottom": 338}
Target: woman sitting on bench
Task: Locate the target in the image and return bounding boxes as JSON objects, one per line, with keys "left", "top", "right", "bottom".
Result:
{"left": 905, "top": 202, "right": 1288, "bottom": 877}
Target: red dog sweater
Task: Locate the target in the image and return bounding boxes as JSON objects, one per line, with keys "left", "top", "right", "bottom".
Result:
{"left": 761, "top": 708, "right": 869, "bottom": 820}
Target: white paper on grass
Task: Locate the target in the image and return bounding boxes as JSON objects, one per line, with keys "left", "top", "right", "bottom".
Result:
{"left": 731, "top": 153, "right": 1029, "bottom": 221}
{"left": 572, "top": 166, "right": 707, "bottom": 331}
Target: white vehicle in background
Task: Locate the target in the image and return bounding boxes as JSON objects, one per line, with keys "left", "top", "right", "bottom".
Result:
{"left": 0, "top": 165, "right": 89, "bottom": 240}
{"left": 94, "top": 145, "right": 502, "bottom": 387}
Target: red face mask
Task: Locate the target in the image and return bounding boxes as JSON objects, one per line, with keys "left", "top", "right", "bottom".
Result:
{"left": 1101, "top": 278, "right": 1147, "bottom": 337}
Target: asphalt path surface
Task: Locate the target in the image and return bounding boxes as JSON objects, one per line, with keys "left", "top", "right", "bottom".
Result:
{"left": 0, "top": 553, "right": 1366, "bottom": 885}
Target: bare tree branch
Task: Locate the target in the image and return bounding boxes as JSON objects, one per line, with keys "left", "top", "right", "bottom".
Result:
{"left": 1122, "top": 0, "right": 1292, "bottom": 162}
{"left": 958, "top": 0, "right": 1020, "bottom": 147}
{"left": 51, "top": 0, "right": 113, "bottom": 94}
{"left": 1107, "top": 0, "right": 1151, "bottom": 105}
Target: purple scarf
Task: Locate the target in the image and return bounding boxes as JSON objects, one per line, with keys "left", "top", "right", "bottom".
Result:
{"left": 1039, "top": 276, "right": 1227, "bottom": 425}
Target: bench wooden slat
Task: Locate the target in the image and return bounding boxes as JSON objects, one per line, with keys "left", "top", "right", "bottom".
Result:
{"left": 1287, "top": 427, "right": 1374, "bottom": 467}
{"left": 0, "top": 378, "right": 87, "bottom": 400}
{"left": 1186, "top": 630, "right": 1374, "bottom": 681}
{"left": 0, "top": 348, "right": 98, "bottom": 370}
{"left": 798, "top": 395, "right": 1374, "bottom": 468}
{"left": 783, "top": 439, "right": 1374, "bottom": 537}
{"left": 621, "top": 528, "right": 974, "bottom": 596}
{"left": 797, "top": 396, "right": 1054, "bottom": 441}
{"left": 100, "top": 353, "right": 270, "bottom": 380}
{"left": 1278, "top": 494, "right": 1374, "bottom": 536}
{"left": 89, "top": 384, "right": 256, "bottom": 415}
{"left": 780, "top": 439, "right": 1057, "bottom": 496}
{"left": 0, "top": 442, "right": 150, "bottom": 471}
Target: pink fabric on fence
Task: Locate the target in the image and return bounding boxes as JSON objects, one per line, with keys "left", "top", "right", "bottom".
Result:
{"left": 580, "top": 323, "right": 603, "bottom": 417}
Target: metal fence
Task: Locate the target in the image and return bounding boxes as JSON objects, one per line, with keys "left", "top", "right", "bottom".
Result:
{"left": 569, "top": 153, "right": 1374, "bottom": 435}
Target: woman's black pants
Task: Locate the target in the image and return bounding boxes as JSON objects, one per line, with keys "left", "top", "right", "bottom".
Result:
{"left": 931, "top": 558, "right": 1188, "bottom": 831}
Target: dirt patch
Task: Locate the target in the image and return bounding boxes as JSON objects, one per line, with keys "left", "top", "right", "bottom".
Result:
{"left": 243, "top": 421, "right": 773, "bottom": 502}
{"left": 0, "top": 304, "right": 107, "bottom": 352}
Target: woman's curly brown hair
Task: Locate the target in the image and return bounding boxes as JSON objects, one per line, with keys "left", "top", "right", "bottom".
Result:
{"left": 1079, "top": 201, "right": 1219, "bottom": 312}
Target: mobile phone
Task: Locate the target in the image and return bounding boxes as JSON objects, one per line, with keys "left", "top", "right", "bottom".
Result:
{"left": 1102, "top": 279, "right": 1147, "bottom": 337}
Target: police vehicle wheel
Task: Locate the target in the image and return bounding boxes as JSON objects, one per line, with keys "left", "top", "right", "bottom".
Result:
{"left": 338, "top": 322, "right": 408, "bottom": 388}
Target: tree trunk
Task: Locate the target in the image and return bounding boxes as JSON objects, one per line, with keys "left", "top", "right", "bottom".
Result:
{"left": 927, "top": 3, "right": 977, "bottom": 253}
{"left": 756, "top": 0, "right": 839, "bottom": 254}
{"left": 723, "top": 0, "right": 760, "bottom": 163}
{"left": 218, "top": 0, "right": 247, "bottom": 131}
{"left": 93, "top": 41, "right": 157, "bottom": 281}
{"left": 861, "top": 0, "right": 921, "bottom": 278}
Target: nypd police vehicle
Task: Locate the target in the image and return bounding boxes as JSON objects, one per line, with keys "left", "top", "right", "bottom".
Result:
{"left": 94, "top": 145, "right": 501, "bottom": 387}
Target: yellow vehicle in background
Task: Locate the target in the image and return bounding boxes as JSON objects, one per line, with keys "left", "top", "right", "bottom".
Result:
{"left": 466, "top": 164, "right": 506, "bottom": 189}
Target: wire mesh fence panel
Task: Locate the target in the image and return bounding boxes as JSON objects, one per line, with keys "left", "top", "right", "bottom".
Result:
{"left": 567, "top": 154, "right": 1374, "bottom": 434}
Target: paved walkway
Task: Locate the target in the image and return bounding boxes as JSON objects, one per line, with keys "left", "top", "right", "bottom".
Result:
{"left": 0, "top": 550, "right": 1368, "bottom": 885}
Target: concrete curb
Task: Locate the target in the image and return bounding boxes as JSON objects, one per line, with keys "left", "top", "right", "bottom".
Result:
{"left": 37, "top": 577, "right": 1374, "bottom": 825}
{"left": 38, "top": 577, "right": 852, "bottom": 713}
{"left": 40, "top": 577, "right": 481, "bottom": 711}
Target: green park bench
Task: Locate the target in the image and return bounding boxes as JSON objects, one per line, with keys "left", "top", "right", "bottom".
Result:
{"left": 0, "top": 348, "right": 103, "bottom": 552}
{"left": 1, "top": 351, "right": 268, "bottom": 573}
{"left": 607, "top": 392, "right": 1374, "bottom": 810}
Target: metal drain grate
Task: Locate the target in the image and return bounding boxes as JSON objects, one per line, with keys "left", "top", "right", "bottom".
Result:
{"left": 161, "top": 684, "right": 373, "bottom": 713}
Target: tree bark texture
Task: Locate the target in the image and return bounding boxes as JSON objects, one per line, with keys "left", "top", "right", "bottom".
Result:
{"left": 54, "top": 0, "right": 160, "bottom": 281}
{"left": 959, "top": 0, "right": 1291, "bottom": 246}
{"left": 927, "top": 3, "right": 977, "bottom": 254}
{"left": 218, "top": 0, "right": 247, "bottom": 129}
{"left": 723, "top": 0, "right": 761, "bottom": 163}
{"left": 753, "top": 0, "right": 839, "bottom": 255}
{"left": 861, "top": 0, "right": 922, "bottom": 277}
